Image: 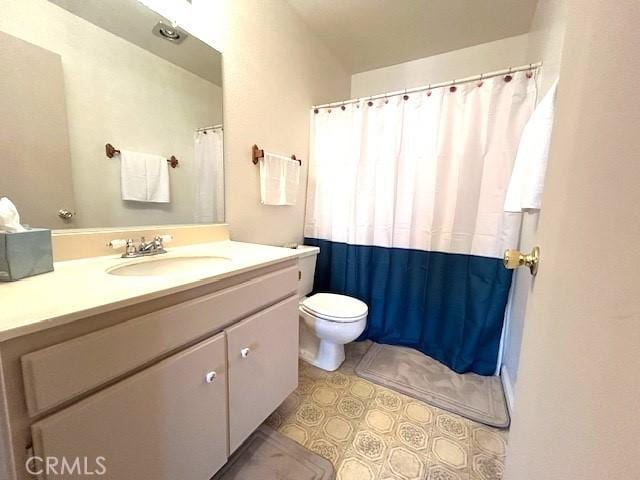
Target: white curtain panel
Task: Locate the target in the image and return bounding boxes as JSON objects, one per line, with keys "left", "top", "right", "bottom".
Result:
{"left": 194, "top": 129, "right": 225, "bottom": 223}
{"left": 305, "top": 73, "right": 536, "bottom": 259}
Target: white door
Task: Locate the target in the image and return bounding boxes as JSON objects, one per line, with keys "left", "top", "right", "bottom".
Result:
{"left": 0, "top": 31, "right": 77, "bottom": 228}
{"left": 505, "top": 1, "right": 640, "bottom": 479}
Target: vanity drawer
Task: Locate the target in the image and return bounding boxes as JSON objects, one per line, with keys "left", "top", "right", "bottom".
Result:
{"left": 227, "top": 294, "right": 299, "bottom": 453}
{"left": 31, "top": 333, "right": 228, "bottom": 480}
{"left": 22, "top": 264, "right": 298, "bottom": 416}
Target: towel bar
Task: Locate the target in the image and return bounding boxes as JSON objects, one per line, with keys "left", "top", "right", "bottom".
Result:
{"left": 105, "top": 143, "right": 179, "bottom": 168}
{"left": 252, "top": 144, "right": 301, "bottom": 166}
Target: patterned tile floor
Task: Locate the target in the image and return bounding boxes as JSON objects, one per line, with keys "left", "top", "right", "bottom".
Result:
{"left": 264, "top": 341, "right": 508, "bottom": 480}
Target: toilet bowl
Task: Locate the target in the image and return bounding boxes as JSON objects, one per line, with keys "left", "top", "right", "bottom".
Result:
{"left": 295, "top": 245, "right": 368, "bottom": 371}
{"left": 299, "top": 293, "right": 368, "bottom": 371}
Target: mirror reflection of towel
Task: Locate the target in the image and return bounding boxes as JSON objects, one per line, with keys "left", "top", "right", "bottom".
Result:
{"left": 120, "top": 150, "right": 170, "bottom": 203}
{"left": 259, "top": 152, "right": 300, "bottom": 206}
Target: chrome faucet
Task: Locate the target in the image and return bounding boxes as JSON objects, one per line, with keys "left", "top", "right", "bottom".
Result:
{"left": 108, "top": 235, "right": 172, "bottom": 258}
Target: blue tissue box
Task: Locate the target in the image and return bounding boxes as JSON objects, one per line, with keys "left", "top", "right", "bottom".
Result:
{"left": 0, "top": 229, "right": 54, "bottom": 282}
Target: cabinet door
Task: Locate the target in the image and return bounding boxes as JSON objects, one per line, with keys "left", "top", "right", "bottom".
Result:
{"left": 226, "top": 295, "right": 299, "bottom": 452}
{"left": 31, "top": 334, "right": 228, "bottom": 480}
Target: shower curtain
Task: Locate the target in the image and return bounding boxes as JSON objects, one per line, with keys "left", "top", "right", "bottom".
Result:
{"left": 304, "top": 72, "right": 536, "bottom": 375}
{"left": 194, "top": 128, "right": 224, "bottom": 222}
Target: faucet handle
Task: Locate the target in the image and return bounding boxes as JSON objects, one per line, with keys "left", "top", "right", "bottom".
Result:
{"left": 107, "top": 239, "right": 127, "bottom": 249}
{"left": 109, "top": 238, "right": 137, "bottom": 257}
{"left": 154, "top": 234, "right": 172, "bottom": 250}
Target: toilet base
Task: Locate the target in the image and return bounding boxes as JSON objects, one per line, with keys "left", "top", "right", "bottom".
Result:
{"left": 300, "top": 340, "right": 345, "bottom": 372}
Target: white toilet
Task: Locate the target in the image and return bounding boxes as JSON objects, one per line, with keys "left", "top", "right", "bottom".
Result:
{"left": 296, "top": 246, "right": 368, "bottom": 371}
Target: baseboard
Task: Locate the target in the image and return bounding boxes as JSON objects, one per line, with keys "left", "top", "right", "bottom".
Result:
{"left": 500, "top": 365, "right": 516, "bottom": 416}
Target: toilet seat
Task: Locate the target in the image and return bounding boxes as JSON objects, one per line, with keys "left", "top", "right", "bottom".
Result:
{"left": 300, "top": 293, "right": 368, "bottom": 323}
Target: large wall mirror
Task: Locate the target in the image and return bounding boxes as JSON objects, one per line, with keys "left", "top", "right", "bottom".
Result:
{"left": 0, "top": 0, "right": 224, "bottom": 230}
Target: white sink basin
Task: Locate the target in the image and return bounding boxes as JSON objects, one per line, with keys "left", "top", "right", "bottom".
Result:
{"left": 107, "top": 255, "right": 232, "bottom": 277}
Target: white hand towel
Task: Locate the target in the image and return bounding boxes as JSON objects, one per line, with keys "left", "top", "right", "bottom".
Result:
{"left": 259, "top": 152, "right": 300, "bottom": 206}
{"left": 504, "top": 79, "right": 559, "bottom": 212}
{"left": 120, "top": 150, "right": 170, "bottom": 203}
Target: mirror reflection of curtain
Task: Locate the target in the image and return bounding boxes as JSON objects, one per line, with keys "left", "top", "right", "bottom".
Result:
{"left": 193, "top": 128, "right": 224, "bottom": 222}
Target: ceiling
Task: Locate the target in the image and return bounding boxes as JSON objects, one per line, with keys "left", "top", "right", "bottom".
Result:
{"left": 49, "top": 0, "right": 222, "bottom": 86}
{"left": 286, "top": 0, "right": 538, "bottom": 74}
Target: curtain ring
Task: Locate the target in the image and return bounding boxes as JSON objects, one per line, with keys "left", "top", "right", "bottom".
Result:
{"left": 403, "top": 89, "right": 409, "bottom": 101}
{"left": 505, "top": 67, "right": 513, "bottom": 82}
{"left": 526, "top": 63, "right": 534, "bottom": 79}
{"left": 313, "top": 108, "right": 319, "bottom": 114}
{"left": 367, "top": 96, "right": 374, "bottom": 107}
{"left": 341, "top": 103, "right": 346, "bottom": 111}
{"left": 426, "top": 84, "right": 432, "bottom": 96}
{"left": 449, "top": 80, "right": 457, "bottom": 93}
{"left": 478, "top": 73, "right": 484, "bottom": 87}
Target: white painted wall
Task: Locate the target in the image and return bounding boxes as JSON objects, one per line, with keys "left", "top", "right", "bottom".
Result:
{"left": 500, "top": 0, "right": 568, "bottom": 411}
{"left": 350, "top": 34, "right": 532, "bottom": 98}
{"left": 0, "top": 0, "right": 223, "bottom": 228}
{"left": 505, "top": 0, "right": 640, "bottom": 477}
{"left": 222, "top": 0, "right": 351, "bottom": 246}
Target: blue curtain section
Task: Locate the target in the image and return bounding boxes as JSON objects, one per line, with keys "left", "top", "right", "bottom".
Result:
{"left": 304, "top": 238, "right": 513, "bottom": 375}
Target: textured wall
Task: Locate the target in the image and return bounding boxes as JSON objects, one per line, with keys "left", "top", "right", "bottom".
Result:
{"left": 222, "top": 0, "right": 350, "bottom": 245}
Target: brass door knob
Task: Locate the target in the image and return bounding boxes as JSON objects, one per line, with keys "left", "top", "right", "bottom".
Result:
{"left": 503, "top": 246, "right": 540, "bottom": 276}
{"left": 58, "top": 209, "right": 74, "bottom": 220}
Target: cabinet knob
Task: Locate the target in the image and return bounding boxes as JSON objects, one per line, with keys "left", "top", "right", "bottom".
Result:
{"left": 205, "top": 371, "right": 217, "bottom": 383}
{"left": 240, "top": 347, "right": 251, "bottom": 359}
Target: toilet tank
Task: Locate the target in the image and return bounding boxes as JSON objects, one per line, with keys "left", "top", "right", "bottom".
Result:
{"left": 295, "top": 245, "right": 320, "bottom": 297}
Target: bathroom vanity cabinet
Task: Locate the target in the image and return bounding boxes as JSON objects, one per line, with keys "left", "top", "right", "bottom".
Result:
{"left": 0, "top": 258, "right": 299, "bottom": 480}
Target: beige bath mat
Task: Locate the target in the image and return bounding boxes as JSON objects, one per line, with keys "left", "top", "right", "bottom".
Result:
{"left": 355, "top": 342, "right": 510, "bottom": 428}
{"left": 212, "top": 425, "right": 335, "bottom": 480}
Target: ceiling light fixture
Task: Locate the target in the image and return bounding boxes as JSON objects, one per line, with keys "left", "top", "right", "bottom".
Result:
{"left": 152, "top": 21, "right": 188, "bottom": 44}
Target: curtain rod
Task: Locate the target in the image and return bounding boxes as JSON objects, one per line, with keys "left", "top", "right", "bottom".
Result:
{"left": 312, "top": 62, "right": 543, "bottom": 110}
{"left": 196, "top": 124, "right": 223, "bottom": 132}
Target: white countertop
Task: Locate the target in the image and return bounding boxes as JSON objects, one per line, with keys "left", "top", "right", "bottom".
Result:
{"left": 0, "top": 241, "right": 306, "bottom": 342}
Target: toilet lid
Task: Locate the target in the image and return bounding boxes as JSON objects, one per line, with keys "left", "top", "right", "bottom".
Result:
{"left": 301, "top": 293, "right": 368, "bottom": 323}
